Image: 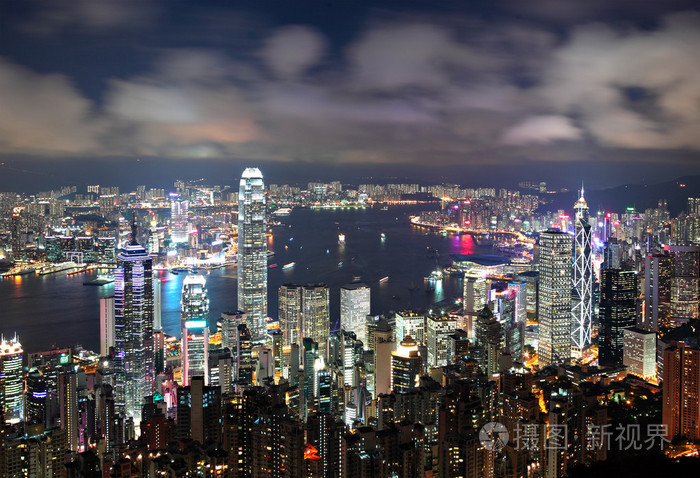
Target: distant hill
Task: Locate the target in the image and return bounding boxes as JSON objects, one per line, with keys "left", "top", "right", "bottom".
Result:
{"left": 537, "top": 175, "right": 700, "bottom": 216}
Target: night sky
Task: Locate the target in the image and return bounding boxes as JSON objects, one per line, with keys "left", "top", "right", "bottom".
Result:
{"left": 1, "top": 0, "right": 700, "bottom": 191}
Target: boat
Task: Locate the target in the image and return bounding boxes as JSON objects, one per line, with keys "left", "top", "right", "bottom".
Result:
{"left": 170, "top": 270, "right": 179, "bottom": 275}
{"left": 269, "top": 264, "right": 278, "bottom": 269}
{"left": 338, "top": 261, "right": 344, "bottom": 267}
{"left": 273, "top": 207, "right": 292, "bottom": 216}
{"left": 380, "top": 206, "right": 389, "bottom": 211}
{"left": 282, "top": 262, "right": 296, "bottom": 270}
{"left": 267, "top": 251, "right": 275, "bottom": 258}
{"left": 38, "top": 262, "right": 79, "bottom": 276}
{"left": 426, "top": 269, "right": 444, "bottom": 281}
{"left": 379, "top": 276, "right": 389, "bottom": 283}
{"left": 84, "top": 275, "right": 114, "bottom": 286}
{"left": 338, "top": 233, "right": 346, "bottom": 245}
{"left": 380, "top": 233, "right": 386, "bottom": 240}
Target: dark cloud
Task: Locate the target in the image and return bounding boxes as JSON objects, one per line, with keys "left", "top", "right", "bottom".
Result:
{"left": 0, "top": 2, "right": 699, "bottom": 178}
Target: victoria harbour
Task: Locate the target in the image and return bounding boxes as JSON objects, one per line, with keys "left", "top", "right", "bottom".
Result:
{"left": 0, "top": 205, "right": 485, "bottom": 354}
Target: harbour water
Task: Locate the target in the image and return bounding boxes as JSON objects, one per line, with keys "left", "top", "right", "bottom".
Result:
{"left": 0, "top": 205, "right": 489, "bottom": 353}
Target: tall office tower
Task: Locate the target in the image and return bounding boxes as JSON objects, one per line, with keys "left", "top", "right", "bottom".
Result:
{"left": 234, "top": 324, "right": 253, "bottom": 387}
{"left": 663, "top": 341, "right": 700, "bottom": 440}
{"left": 474, "top": 306, "right": 503, "bottom": 378}
{"left": 113, "top": 221, "right": 155, "bottom": 423}
{"left": 669, "top": 245, "right": 700, "bottom": 324}
{"left": 572, "top": 188, "right": 593, "bottom": 358}
{"left": 153, "top": 277, "right": 162, "bottom": 330}
{"left": 623, "top": 328, "right": 657, "bottom": 381}
{"left": 221, "top": 311, "right": 246, "bottom": 350}
{"left": 278, "top": 284, "right": 302, "bottom": 346}
{"left": 278, "top": 284, "right": 330, "bottom": 358}
{"left": 643, "top": 253, "right": 673, "bottom": 332}
{"left": 391, "top": 336, "right": 422, "bottom": 393}
{"left": 463, "top": 273, "right": 488, "bottom": 337}
{"left": 169, "top": 193, "right": 189, "bottom": 243}
{"left": 538, "top": 230, "right": 573, "bottom": 367}
{"left": 426, "top": 315, "right": 457, "bottom": 368}
{"left": 25, "top": 369, "right": 48, "bottom": 425}
{"left": 153, "top": 329, "right": 165, "bottom": 375}
{"left": 302, "top": 285, "right": 330, "bottom": 359}
{"left": 0, "top": 336, "right": 23, "bottom": 424}
{"left": 100, "top": 296, "right": 115, "bottom": 356}
{"left": 59, "top": 370, "right": 79, "bottom": 452}
{"left": 598, "top": 269, "right": 638, "bottom": 366}
{"left": 176, "top": 377, "right": 221, "bottom": 444}
{"left": 181, "top": 275, "right": 210, "bottom": 386}
{"left": 340, "top": 283, "right": 371, "bottom": 345}
{"left": 237, "top": 167, "right": 268, "bottom": 337}
{"left": 10, "top": 207, "right": 22, "bottom": 258}
{"left": 394, "top": 311, "right": 425, "bottom": 344}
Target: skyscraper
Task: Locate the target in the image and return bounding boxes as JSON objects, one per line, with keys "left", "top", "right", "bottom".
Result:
{"left": 340, "top": 283, "right": 371, "bottom": 344}
{"left": 278, "top": 284, "right": 330, "bottom": 359}
{"left": 663, "top": 341, "right": 700, "bottom": 440}
{"left": 669, "top": 245, "right": 700, "bottom": 325}
{"left": 100, "top": 296, "right": 115, "bottom": 357}
{"left": 391, "top": 336, "right": 422, "bottom": 393}
{"left": 279, "top": 284, "right": 302, "bottom": 347}
{"left": 538, "top": 230, "right": 573, "bottom": 367}
{"left": 0, "top": 336, "right": 23, "bottom": 424}
{"left": 170, "top": 193, "right": 189, "bottom": 244}
{"left": 643, "top": 253, "right": 673, "bottom": 332}
{"left": 599, "top": 269, "right": 637, "bottom": 366}
{"left": 181, "top": 274, "right": 210, "bottom": 386}
{"left": 237, "top": 168, "right": 267, "bottom": 337}
{"left": 302, "top": 285, "right": 330, "bottom": 359}
{"left": 572, "top": 187, "right": 593, "bottom": 357}
{"left": 114, "top": 221, "right": 154, "bottom": 423}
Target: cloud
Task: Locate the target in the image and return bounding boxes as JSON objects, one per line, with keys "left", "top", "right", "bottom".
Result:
{"left": 1, "top": 8, "right": 700, "bottom": 167}
{"left": 502, "top": 115, "right": 581, "bottom": 145}
{"left": 540, "top": 11, "right": 700, "bottom": 149}
{"left": 0, "top": 59, "right": 104, "bottom": 154}
{"left": 260, "top": 26, "right": 326, "bottom": 79}
{"left": 20, "top": 0, "right": 158, "bottom": 35}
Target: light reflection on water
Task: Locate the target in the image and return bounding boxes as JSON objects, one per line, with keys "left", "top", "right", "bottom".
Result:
{"left": 0, "top": 205, "right": 491, "bottom": 353}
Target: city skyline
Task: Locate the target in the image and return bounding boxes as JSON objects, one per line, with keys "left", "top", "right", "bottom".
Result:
{"left": 2, "top": 0, "right": 700, "bottom": 474}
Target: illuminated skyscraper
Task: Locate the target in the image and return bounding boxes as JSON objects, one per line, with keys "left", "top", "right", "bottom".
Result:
{"left": 181, "top": 275, "right": 210, "bottom": 386}
{"left": 572, "top": 187, "right": 593, "bottom": 357}
{"left": 599, "top": 269, "right": 637, "bottom": 366}
{"left": 278, "top": 284, "right": 330, "bottom": 359}
{"left": 302, "top": 285, "right": 330, "bottom": 360}
{"left": 99, "top": 296, "right": 115, "bottom": 357}
{"left": 237, "top": 168, "right": 267, "bottom": 337}
{"left": 391, "top": 336, "right": 422, "bottom": 393}
{"left": 114, "top": 221, "right": 154, "bottom": 423}
{"left": 538, "top": 230, "right": 572, "bottom": 367}
{"left": 0, "top": 336, "right": 23, "bottom": 424}
{"left": 663, "top": 341, "right": 700, "bottom": 440}
{"left": 340, "top": 283, "right": 371, "bottom": 345}
{"left": 170, "top": 193, "right": 189, "bottom": 243}
{"left": 279, "top": 284, "right": 302, "bottom": 346}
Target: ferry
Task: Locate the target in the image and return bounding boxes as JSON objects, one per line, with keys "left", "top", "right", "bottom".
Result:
{"left": 282, "top": 262, "right": 296, "bottom": 270}
{"left": 338, "top": 233, "right": 346, "bottom": 245}
{"left": 38, "top": 262, "right": 80, "bottom": 276}
{"left": 379, "top": 276, "right": 389, "bottom": 283}
{"left": 273, "top": 207, "right": 292, "bottom": 216}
